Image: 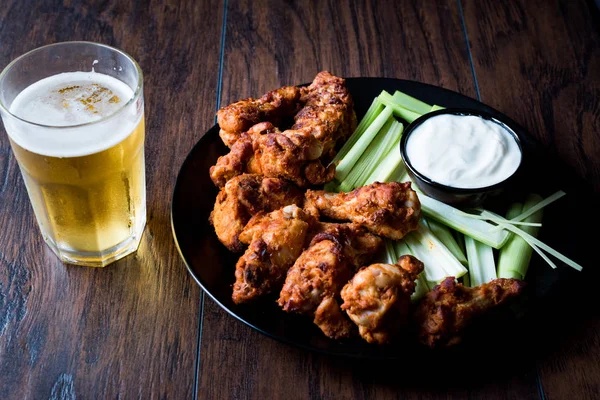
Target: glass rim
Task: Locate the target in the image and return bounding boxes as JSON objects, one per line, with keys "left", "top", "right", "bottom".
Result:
{"left": 0, "top": 41, "right": 144, "bottom": 129}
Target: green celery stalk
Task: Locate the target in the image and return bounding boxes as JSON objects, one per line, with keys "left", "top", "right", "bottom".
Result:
{"left": 363, "top": 123, "right": 405, "bottom": 184}
{"left": 383, "top": 239, "right": 398, "bottom": 265}
{"left": 352, "top": 121, "right": 403, "bottom": 187}
{"left": 431, "top": 105, "right": 445, "bottom": 111}
{"left": 394, "top": 240, "right": 412, "bottom": 258}
{"left": 418, "top": 194, "right": 510, "bottom": 249}
{"left": 338, "top": 118, "right": 398, "bottom": 192}
{"left": 453, "top": 230, "right": 467, "bottom": 255}
{"left": 404, "top": 222, "right": 467, "bottom": 285}
{"left": 462, "top": 272, "right": 470, "bottom": 287}
{"left": 479, "top": 210, "right": 583, "bottom": 271}
{"left": 332, "top": 97, "right": 384, "bottom": 165}
{"left": 465, "top": 236, "right": 497, "bottom": 287}
{"left": 388, "top": 166, "right": 410, "bottom": 183}
{"left": 422, "top": 218, "right": 468, "bottom": 265}
{"left": 389, "top": 90, "right": 432, "bottom": 115}
{"left": 335, "top": 106, "right": 393, "bottom": 183}
{"left": 378, "top": 96, "right": 423, "bottom": 123}
{"left": 497, "top": 196, "right": 543, "bottom": 279}
{"left": 389, "top": 240, "right": 430, "bottom": 300}
{"left": 412, "top": 274, "right": 429, "bottom": 301}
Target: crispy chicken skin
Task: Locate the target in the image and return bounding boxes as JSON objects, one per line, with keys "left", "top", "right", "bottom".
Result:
{"left": 217, "top": 86, "right": 301, "bottom": 147}
{"left": 209, "top": 174, "right": 303, "bottom": 252}
{"left": 278, "top": 223, "right": 383, "bottom": 339}
{"left": 210, "top": 71, "right": 355, "bottom": 188}
{"left": 415, "top": 277, "right": 526, "bottom": 348}
{"left": 232, "top": 205, "right": 313, "bottom": 304}
{"left": 304, "top": 181, "right": 421, "bottom": 240}
{"left": 210, "top": 122, "right": 334, "bottom": 188}
{"left": 341, "top": 255, "right": 424, "bottom": 344}
{"left": 296, "top": 71, "right": 357, "bottom": 155}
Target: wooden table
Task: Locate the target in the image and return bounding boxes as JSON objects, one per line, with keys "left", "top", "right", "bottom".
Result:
{"left": 1, "top": 0, "right": 599, "bottom": 398}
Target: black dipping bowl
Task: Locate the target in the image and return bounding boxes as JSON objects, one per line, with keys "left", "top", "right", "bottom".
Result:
{"left": 400, "top": 108, "right": 524, "bottom": 207}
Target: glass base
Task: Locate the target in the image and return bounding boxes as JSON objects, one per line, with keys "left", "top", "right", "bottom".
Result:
{"left": 43, "top": 216, "right": 146, "bottom": 267}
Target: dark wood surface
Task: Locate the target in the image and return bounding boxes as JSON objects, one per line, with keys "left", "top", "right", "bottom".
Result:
{"left": 0, "top": 0, "right": 598, "bottom": 399}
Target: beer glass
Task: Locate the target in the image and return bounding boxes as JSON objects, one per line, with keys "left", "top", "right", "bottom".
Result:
{"left": 0, "top": 42, "right": 146, "bottom": 267}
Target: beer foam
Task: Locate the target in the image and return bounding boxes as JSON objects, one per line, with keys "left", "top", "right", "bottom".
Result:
{"left": 6, "top": 71, "right": 141, "bottom": 157}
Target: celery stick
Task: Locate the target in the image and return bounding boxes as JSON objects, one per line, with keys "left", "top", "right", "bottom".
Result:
{"left": 338, "top": 118, "right": 397, "bottom": 192}
{"left": 378, "top": 97, "right": 422, "bottom": 123}
{"left": 352, "top": 121, "right": 402, "bottom": 187}
{"left": 465, "top": 236, "right": 497, "bottom": 287}
{"left": 397, "top": 238, "right": 431, "bottom": 300}
{"left": 422, "top": 218, "right": 468, "bottom": 265}
{"left": 418, "top": 194, "right": 510, "bottom": 249}
{"left": 498, "top": 195, "right": 545, "bottom": 279}
{"left": 431, "top": 105, "right": 445, "bottom": 111}
{"left": 404, "top": 234, "right": 447, "bottom": 284}
{"left": 511, "top": 190, "right": 566, "bottom": 225}
{"left": 404, "top": 222, "right": 468, "bottom": 285}
{"left": 412, "top": 274, "right": 430, "bottom": 301}
{"left": 462, "top": 273, "right": 470, "bottom": 287}
{"left": 364, "top": 123, "right": 405, "bottom": 184}
{"left": 389, "top": 90, "right": 433, "bottom": 115}
{"left": 458, "top": 210, "right": 542, "bottom": 229}
{"left": 394, "top": 240, "right": 412, "bottom": 257}
{"left": 480, "top": 211, "right": 583, "bottom": 271}
{"left": 384, "top": 239, "right": 398, "bottom": 265}
{"left": 497, "top": 203, "right": 524, "bottom": 279}
{"left": 389, "top": 166, "right": 410, "bottom": 184}
{"left": 335, "top": 106, "right": 393, "bottom": 182}
{"left": 453, "top": 230, "right": 467, "bottom": 255}
{"left": 489, "top": 191, "right": 564, "bottom": 233}
{"left": 332, "top": 97, "right": 384, "bottom": 165}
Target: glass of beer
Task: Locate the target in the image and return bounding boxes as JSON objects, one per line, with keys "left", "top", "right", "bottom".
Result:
{"left": 0, "top": 42, "right": 146, "bottom": 267}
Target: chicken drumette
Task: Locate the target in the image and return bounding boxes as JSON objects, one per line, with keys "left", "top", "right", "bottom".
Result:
{"left": 217, "top": 86, "right": 301, "bottom": 147}
{"left": 210, "top": 122, "right": 334, "bottom": 188}
{"left": 209, "top": 174, "right": 303, "bottom": 252}
{"left": 304, "top": 181, "right": 421, "bottom": 240}
{"left": 340, "top": 255, "right": 424, "bottom": 344}
{"left": 278, "top": 223, "right": 383, "bottom": 339}
{"left": 296, "top": 71, "right": 357, "bottom": 156}
{"left": 415, "top": 277, "right": 526, "bottom": 348}
{"left": 232, "top": 205, "right": 314, "bottom": 304}
{"left": 210, "top": 72, "right": 356, "bottom": 188}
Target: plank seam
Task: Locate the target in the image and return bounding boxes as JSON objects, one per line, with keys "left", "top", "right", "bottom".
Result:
{"left": 194, "top": 0, "right": 228, "bottom": 398}
{"left": 215, "top": 0, "right": 228, "bottom": 111}
{"left": 536, "top": 363, "right": 547, "bottom": 400}
{"left": 457, "top": 0, "right": 481, "bottom": 101}
{"left": 193, "top": 293, "right": 204, "bottom": 400}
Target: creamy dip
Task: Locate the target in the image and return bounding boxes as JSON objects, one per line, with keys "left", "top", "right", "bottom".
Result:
{"left": 405, "top": 114, "right": 521, "bottom": 189}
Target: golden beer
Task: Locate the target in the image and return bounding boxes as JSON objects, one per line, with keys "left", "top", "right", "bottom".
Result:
{"left": 0, "top": 42, "right": 146, "bottom": 267}
{"left": 9, "top": 117, "right": 145, "bottom": 257}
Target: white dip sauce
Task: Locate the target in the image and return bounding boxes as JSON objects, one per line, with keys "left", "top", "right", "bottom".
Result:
{"left": 405, "top": 114, "right": 521, "bottom": 189}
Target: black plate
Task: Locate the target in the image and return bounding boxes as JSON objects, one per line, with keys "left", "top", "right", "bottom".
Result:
{"left": 171, "top": 77, "right": 589, "bottom": 359}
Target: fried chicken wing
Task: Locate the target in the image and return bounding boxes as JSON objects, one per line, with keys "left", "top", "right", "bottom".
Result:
{"left": 210, "top": 122, "right": 334, "bottom": 188}
{"left": 209, "top": 174, "right": 303, "bottom": 252}
{"left": 232, "top": 205, "right": 313, "bottom": 304}
{"left": 340, "top": 255, "right": 424, "bottom": 344}
{"left": 217, "top": 86, "right": 301, "bottom": 147}
{"left": 296, "top": 71, "right": 357, "bottom": 155}
{"left": 304, "top": 181, "right": 421, "bottom": 240}
{"left": 278, "top": 223, "right": 383, "bottom": 339}
{"left": 211, "top": 71, "right": 355, "bottom": 188}
{"left": 415, "top": 277, "right": 526, "bottom": 348}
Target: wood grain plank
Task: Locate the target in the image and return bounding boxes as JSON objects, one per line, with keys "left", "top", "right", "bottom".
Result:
{"left": 0, "top": 0, "right": 223, "bottom": 398}
{"left": 197, "top": 1, "right": 540, "bottom": 399}
{"left": 462, "top": 1, "right": 600, "bottom": 399}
